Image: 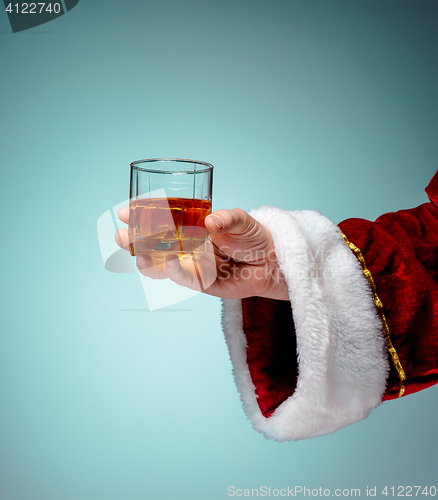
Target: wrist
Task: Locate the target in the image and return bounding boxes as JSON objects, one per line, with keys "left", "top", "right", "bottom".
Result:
{"left": 258, "top": 243, "right": 289, "bottom": 301}
{"left": 261, "top": 265, "right": 289, "bottom": 300}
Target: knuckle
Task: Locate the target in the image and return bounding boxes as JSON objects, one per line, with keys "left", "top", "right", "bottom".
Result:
{"left": 231, "top": 208, "right": 254, "bottom": 232}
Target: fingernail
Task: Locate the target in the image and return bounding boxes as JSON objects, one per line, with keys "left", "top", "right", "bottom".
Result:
{"left": 136, "top": 256, "right": 146, "bottom": 269}
{"left": 209, "top": 214, "right": 224, "bottom": 229}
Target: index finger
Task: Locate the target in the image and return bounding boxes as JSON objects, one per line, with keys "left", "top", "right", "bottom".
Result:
{"left": 118, "top": 206, "right": 129, "bottom": 224}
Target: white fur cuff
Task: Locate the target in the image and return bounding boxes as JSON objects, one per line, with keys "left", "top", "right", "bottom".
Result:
{"left": 221, "top": 207, "right": 389, "bottom": 441}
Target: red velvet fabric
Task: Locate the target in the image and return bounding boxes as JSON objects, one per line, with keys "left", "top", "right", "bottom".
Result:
{"left": 241, "top": 171, "right": 438, "bottom": 417}
{"left": 242, "top": 298, "right": 298, "bottom": 418}
{"left": 340, "top": 171, "right": 438, "bottom": 400}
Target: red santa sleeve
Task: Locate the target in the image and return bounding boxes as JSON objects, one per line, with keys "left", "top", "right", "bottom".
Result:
{"left": 221, "top": 170, "right": 438, "bottom": 441}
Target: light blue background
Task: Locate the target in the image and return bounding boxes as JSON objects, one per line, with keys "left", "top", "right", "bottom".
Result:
{"left": 1, "top": 1, "right": 437, "bottom": 499}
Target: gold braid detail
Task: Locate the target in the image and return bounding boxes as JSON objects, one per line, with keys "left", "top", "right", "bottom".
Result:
{"left": 342, "top": 233, "right": 406, "bottom": 397}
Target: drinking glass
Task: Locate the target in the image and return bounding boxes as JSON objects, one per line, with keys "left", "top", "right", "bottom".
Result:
{"left": 128, "top": 158, "right": 214, "bottom": 257}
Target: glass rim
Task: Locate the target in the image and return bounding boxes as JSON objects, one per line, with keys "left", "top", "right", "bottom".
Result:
{"left": 130, "top": 158, "right": 214, "bottom": 174}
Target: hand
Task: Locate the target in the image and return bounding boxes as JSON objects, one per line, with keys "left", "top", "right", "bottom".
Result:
{"left": 115, "top": 207, "right": 289, "bottom": 300}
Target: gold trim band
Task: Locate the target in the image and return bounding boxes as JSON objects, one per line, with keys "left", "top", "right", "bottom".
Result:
{"left": 342, "top": 233, "right": 406, "bottom": 398}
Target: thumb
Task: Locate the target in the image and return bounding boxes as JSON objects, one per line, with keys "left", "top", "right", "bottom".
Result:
{"left": 205, "top": 208, "right": 257, "bottom": 236}
{"left": 205, "top": 208, "right": 273, "bottom": 261}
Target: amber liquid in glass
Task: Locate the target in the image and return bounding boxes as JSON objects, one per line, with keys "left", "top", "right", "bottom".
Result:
{"left": 129, "top": 197, "right": 212, "bottom": 256}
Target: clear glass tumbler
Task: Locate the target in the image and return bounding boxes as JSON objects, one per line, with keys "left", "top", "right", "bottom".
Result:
{"left": 128, "top": 158, "right": 214, "bottom": 257}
